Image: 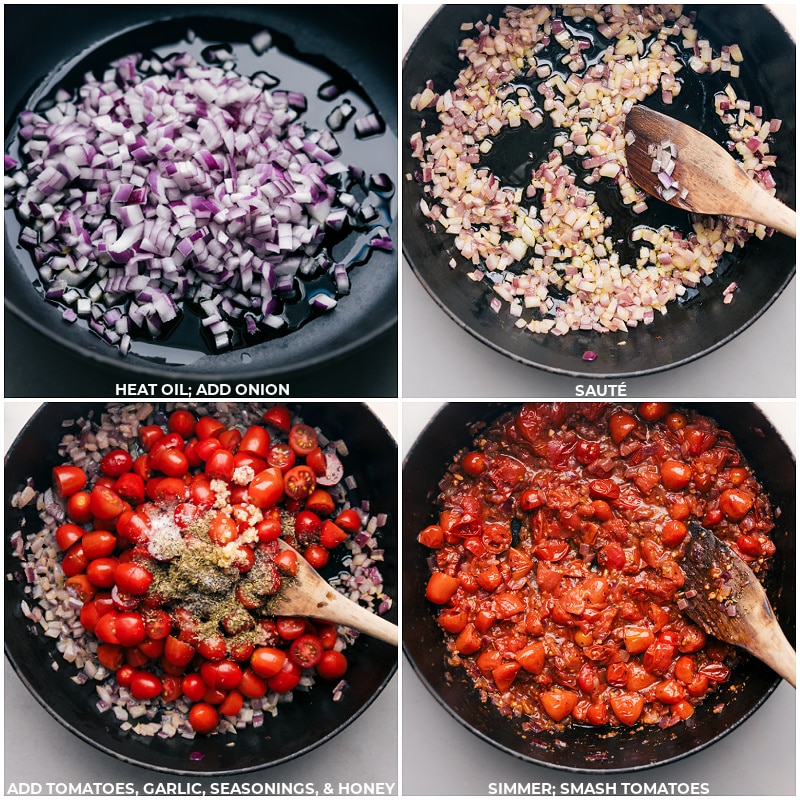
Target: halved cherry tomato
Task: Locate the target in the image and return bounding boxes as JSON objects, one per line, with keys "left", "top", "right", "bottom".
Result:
{"left": 249, "top": 468, "right": 284, "bottom": 508}
{"left": 52, "top": 465, "right": 87, "bottom": 498}
{"left": 274, "top": 549, "right": 298, "bottom": 576}
{"left": 266, "top": 658, "right": 302, "bottom": 693}
{"left": 139, "top": 425, "right": 165, "bottom": 452}
{"left": 306, "top": 447, "right": 327, "bottom": 476}
{"left": 56, "top": 522, "right": 85, "bottom": 552}
{"left": 90, "top": 485, "right": 125, "bottom": 520}
{"left": 262, "top": 405, "right": 292, "bottom": 432}
{"left": 283, "top": 465, "right": 316, "bottom": 499}
{"left": 276, "top": 617, "right": 306, "bottom": 640}
{"left": 288, "top": 634, "right": 324, "bottom": 668}
{"left": 303, "top": 544, "right": 329, "bottom": 569}
{"left": 319, "top": 520, "right": 347, "bottom": 550}
{"left": 188, "top": 702, "right": 219, "bottom": 733}
{"left": 239, "top": 426, "right": 270, "bottom": 459}
{"left": 81, "top": 530, "right": 117, "bottom": 560}
{"left": 305, "top": 489, "right": 335, "bottom": 516}
{"left": 250, "top": 647, "right": 287, "bottom": 679}
{"left": 195, "top": 416, "right": 226, "bottom": 440}
{"left": 100, "top": 449, "right": 134, "bottom": 478}
{"left": 114, "top": 561, "right": 153, "bottom": 595}
{"left": 334, "top": 508, "right": 361, "bottom": 533}
{"left": 425, "top": 572, "right": 459, "bottom": 604}
{"left": 66, "top": 491, "right": 93, "bottom": 523}
{"left": 288, "top": 424, "right": 318, "bottom": 455}
{"left": 267, "top": 442, "right": 296, "bottom": 471}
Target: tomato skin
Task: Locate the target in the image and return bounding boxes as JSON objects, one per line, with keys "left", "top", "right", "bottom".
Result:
{"left": 100, "top": 449, "right": 134, "bottom": 478}
{"left": 139, "top": 425, "right": 165, "bottom": 452}
{"left": 306, "top": 447, "right": 327, "bottom": 476}
{"left": 62, "top": 542, "right": 89, "bottom": 577}
{"left": 540, "top": 689, "right": 578, "bottom": 722}
{"left": 217, "top": 428, "right": 242, "bottom": 453}
{"left": 461, "top": 451, "right": 488, "bottom": 476}
{"left": 283, "top": 465, "right": 316, "bottom": 500}
{"left": 164, "top": 635, "right": 196, "bottom": 667}
{"left": 205, "top": 449, "right": 235, "bottom": 482}
{"left": 82, "top": 530, "right": 117, "bottom": 560}
{"left": 249, "top": 468, "right": 285, "bottom": 508}
{"left": 267, "top": 442, "right": 296, "bottom": 471}
{"left": 316, "top": 623, "right": 339, "bottom": 650}
{"left": 87, "top": 557, "right": 119, "bottom": 589}
{"left": 250, "top": 647, "right": 287, "bottom": 679}
{"left": 319, "top": 520, "right": 347, "bottom": 550}
{"left": 208, "top": 511, "right": 238, "bottom": 546}
{"left": 256, "top": 516, "right": 282, "bottom": 543}
{"left": 660, "top": 460, "right": 692, "bottom": 491}
{"left": 288, "top": 424, "right": 318, "bottom": 456}
{"left": 90, "top": 485, "right": 126, "bottom": 520}
{"left": 155, "top": 448, "right": 189, "bottom": 478}
{"left": 188, "top": 702, "right": 219, "bottom": 734}
{"left": 276, "top": 617, "right": 306, "bottom": 640}
{"left": 262, "top": 405, "right": 292, "bottom": 432}
{"left": 335, "top": 508, "right": 361, "bottom": 533}
{"left": 56, "top": 522, "right": 85, "bottom": 552}
{"left": 609, "top": 410, "right": 637, "bottom": 444}
{"left": 167, "top": 409, "right": 196, "bottom": 438}
{"left": 114, "top": 612, "right": 146, "bottom": 647}
{"left": 305, "top": 489, "right": 335, "bottom": 516}
{"left": 610, "top": 693, "right": 645, "bottom": 726}
{"left": 267, "top": 659, "right": 302, "bottom": 693}
{"left": 195, "top": 437, "right": 222, "bottom": 462}
{"left": 238, "top": 668, "right": 268, "bottom": 699}
{"left": 274, "top": 549, "right": 298, "bottom": 576}
{"left": 113, "top": 473, "right": 145, "bottom": 506}
{"left": 294, "top": 510, "right": 322, "bottom": 538}
{"left": 52, "top": 465, "right": 87, "bottom": 498}
{"left": 66, "top": 491, "right": 93, "bottom": 523}
{"left": 97, "top": 643, "right": 124, "bottom": 671}
{"left": 95, "top": 612, "right": 120, "bottom": 644}
{"left": 114, "top": 561, "right": 154, "bottom": 595}
{"left": 195, "top": 416, "right": 226, "bottom": 441}
{"left": 638, "top": 402, "right": 671, "bottom": 421}
{"left": 201, "top": 660, "right": 243, "bottom": 691}
{"left": 317, "top": 650, "right": 348, "bottom": 681}
{"left": 418, "top": 525, "right": 444, "bottom": 549}
{"left": 239, "top": 426, "right": 270, "bottom": 459}
{"left": 219, "top": 689, "right": 244, "bottom": 716}
{"left": 719, "top": 488, "right": 755, "bottom": 522}
{"left": 517, "top": 642, "right": 546, "bottom": 674}
{"left": 426, "top": 572, "right": 460, "bottom": 604}
{"left": 303, "top": 544, "right": 329, "bottom": 569}
{"left": 144, "top": 610, "right": 172, "bottom": 640}
{"left": 661, "top": 520, "right": 688, "bottom": 548}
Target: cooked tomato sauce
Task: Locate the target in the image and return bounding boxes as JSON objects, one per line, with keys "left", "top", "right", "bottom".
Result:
{"left": 419, "top": 403, "right": 777, "bottom": 730}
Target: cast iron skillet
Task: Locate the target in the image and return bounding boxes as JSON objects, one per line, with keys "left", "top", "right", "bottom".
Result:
{"left": 5, "top": 402, "right": 397, "bottom": 775}
{"left": 403, "top": 403, "right": 795, "bottom": 772}
{"left": 4, "top": 5, "right": 397, "bottom": 380}
{"left": 402, "top": 6, "right": 796, "bottom": 378}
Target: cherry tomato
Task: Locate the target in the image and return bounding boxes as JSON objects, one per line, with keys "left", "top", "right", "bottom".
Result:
{"left": 197, "top": 635, "right": 228, "bottom": 661}
{"left": 267, "top": 442, "right": 296, "bottom": 471}
{"left": 52, "top": 465, "right": 87, "bottom": 498}
{"left": 661, "top": 520, "right": 688, "bottom": 548}
{"left": 540, "top": 689, "right": 578, "bottom": 722}
{"left": 288, "top": 634, "right": 324, "bottom": 668}
{"left": 250, "top": 647, "right": 287, "bottom": 679}
{"left": 304, "top": 489, "right": 335, "bottom": 516}
{"left": 144, "top": 610, "right": 172, "bottom": 640}
{"left": 609, "top": 410, "right": 637, "bottom": 444}
{"left": 201, "top": 660, "right": 243, "bottom": 691}
{"left": 425, "top": 572, "right": 460, "bottom": 604}
{"left": 303, "top": 544, "right": 330, "bottom": 569}
{"left": 288, "top": 424, "right": 318, "bottom": 455}
{"left": 417, "top": 524, "right": 444, "bottom": 549}
{"left": 66, "top": 574, "right": 96, "bottom": 603}
{"left": 316, "top": 623, "right": 339, "bottom": 650}
{"left": 90, "top": 485, "right": 125, "bottom": 520}
{"left": 139, "top": 425, "right": 165, "bottom": 452}
{"left": 205, "top": 449, "right": 235, "bottom": 482}
{"left": 112, "top": 473, "right": 145, "bottom": 507}
{"left": 461, "top": 451, "right": 487, "bottom": 476}
{"left": 167, "top": 409, "right": 196, "bottom": 438}
{"left": 219, "top": 689, "right": 244, "bottom": 716}
{"left": 294, "top": 510, "right": 322, "bottom": 538}
{"left": 274, "top": 550, "right": 297, "bottom": 576}
{"left": 239, "top": 426, "right": 270, "bottom": 459}
{"left": 276, "top": 617, "right": 306, "bottom": 640}
{"left": 334, "top": 508, "right": 362, "bottom": 533}
{"left": 208, "top": 511, "right": 238, "bottom": 546}
{"left": 163, "top": 635, "right": 196, "bottom": 667}
{"left": 660, "top": 459, "right": 692, "bottom": 491}
{"left": 114, "top": 612, "right": 146, "bottom": 647}
{"left": 81, "top": 530, "right": 117, "bottom": 560}
{"left": 100, "top": 449, "right": 133, "bottom": 478}
{"left": 316, "top": 650, "right": 348, "bottom": 681}
{"left": 262, "top": 405, "right": 292, "bottom": 432}
{"left": 66, "top": 491, "right": 93, "bottom": 523}
{"left": 305, "top": 447, "right": 327, "bottom": 477}
{"left": 97, "top": 643, "right": 124, "bottom": 670}
{"left": 154, "top": 448, "right": 189, "bottom": 478}
{"left": 87, "top": 557, "right": 119, "bottom": 588}
{"left": 188, "top": 476, "right": 215, "bottom": 510}
{"left": 610, "top": 693, "right": 644, "bottom": 726}
{"left": 283, "top": 465, "right": 316, "bottom": 500}
{"left": 153, "top": 477, "right": 188, "bottom": 504}
{"left": 188, "top": 702, "right": 219, "bottom": 734}
{"left": 181, "top": 673, "right": 207, "bottom": 701}
{"left": 114, "top": 561, "right": 153, "bottom": 595}
{"left": 195, "top": 437, "right": 222, "bottom": 462}
{"left": 638, "top": 402, "right": 671, "bottom": 421}
{"left": 56, "top": 522, "right": 85, "bottom": 552}
{"left": 62, "top": 541, "right": 89, "bottom": 577}
{"left": 95, "top": 612, "right": 121, "bottom": 644}
{"left": 217, "top": 428, "right": 242, "bottom": 453}
{"left": 719, "top": 488, "right": 755, "bottom": 522}
{"left": 267, "top": 658, "right": 302, "bottom": 693}
{"left": 319, "top": 520, "right": 347, "bottom": 550}
{"left": 256, "top": 516, "right": 282, "bottom": 543}
{"left": 195, "top": 416, "right": 226, "bottom": 440}
{"left": 236, "top": 668, "right": 267, "bottom": 699}
{"left": 249, "top": 468, "right": 284, "bottom": 508}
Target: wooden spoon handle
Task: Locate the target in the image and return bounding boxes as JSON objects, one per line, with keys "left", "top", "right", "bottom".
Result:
{"left": 739, "top": 182, "right": 797, "bottom": 238}
{"left": 313, "top": 590, "right": 399, "bottom": 646}
{"left": 747, "top": 620, "right": 796, "bottom": 688}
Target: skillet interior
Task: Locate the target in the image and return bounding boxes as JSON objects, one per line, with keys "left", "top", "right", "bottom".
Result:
{"left": 5, "top": 402, "right": 398, "bottom": 775}
{"left": 402, "top": 402, "right": 795, "bottom": 772}
{"left": 402, "top": 5, "right": 796, "bottom": 378}
{"left": 4, "top": 5, "right": 398, "bottom": 381}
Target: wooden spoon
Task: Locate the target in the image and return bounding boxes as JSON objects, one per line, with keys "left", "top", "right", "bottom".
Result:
{"left": 679, "top": 521, "right": 795, "bottom": 687}
{"left": 624, "top": 105, "right": 796, "bottom": 238}
{"left": 269, "top": 540, "right": 398, "bottom": 646}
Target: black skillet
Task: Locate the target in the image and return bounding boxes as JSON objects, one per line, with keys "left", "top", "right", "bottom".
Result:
{"left": 402, "top": 5, "right": 796, "bottom": 378}
{"left": 5, "top": 402, "right": 397, "bottom": 775}
{"left": 4, "top": 5, "right": 397, "bottom": 382}
{"left": 402, "top": 403, "right": 795, "bottom": 771}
